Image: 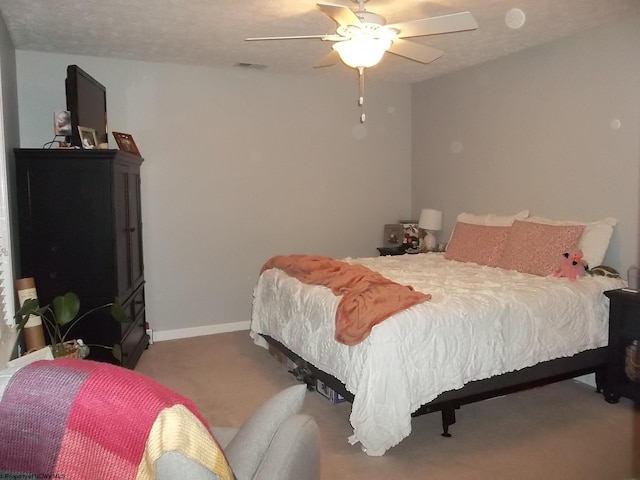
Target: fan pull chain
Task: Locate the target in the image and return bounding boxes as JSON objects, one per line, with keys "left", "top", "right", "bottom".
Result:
{"left": 358, "top": 67, "right": 365, "bottom": 123}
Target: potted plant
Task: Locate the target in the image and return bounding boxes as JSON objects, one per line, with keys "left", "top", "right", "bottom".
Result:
{"left": 14, "top": 292, "right": 129, "bottom": 362}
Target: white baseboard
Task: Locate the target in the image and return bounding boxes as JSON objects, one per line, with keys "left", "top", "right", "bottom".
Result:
{"left": 153, "top": 321, "right": 250, "bottom": 342}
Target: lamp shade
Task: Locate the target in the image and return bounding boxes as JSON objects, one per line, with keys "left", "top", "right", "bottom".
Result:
{"left": 418, "top": 209, "right": 442, "bottom": 231}
{"left": 332, "top": 38, "right": 392, "bottom": 68}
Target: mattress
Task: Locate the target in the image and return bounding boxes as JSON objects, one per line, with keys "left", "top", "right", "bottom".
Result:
{"left": 250, "top": 253, "right": 625, "bottom": 456}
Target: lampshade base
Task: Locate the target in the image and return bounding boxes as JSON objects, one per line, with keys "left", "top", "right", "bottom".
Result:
{"left": 423, "top": 231, "right": 437, "bottom": 252}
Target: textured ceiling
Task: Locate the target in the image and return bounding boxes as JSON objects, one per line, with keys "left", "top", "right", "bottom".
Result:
{"left": 0, "top": 0, "right": 639, "bottom": 84}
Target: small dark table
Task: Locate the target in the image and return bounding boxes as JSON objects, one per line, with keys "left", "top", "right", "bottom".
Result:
{"left": 603, "top": 289, "right": 640, "bottom": 403}
{"left": 377, "top": 246, "right": 406, "bottom": 256}
{"left": 376, "top": 246, "right": 423, "bottom": 256}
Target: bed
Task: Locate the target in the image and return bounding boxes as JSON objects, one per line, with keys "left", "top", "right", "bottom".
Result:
{"left": 250, "top": 213, "right": 625, "bottom": 456}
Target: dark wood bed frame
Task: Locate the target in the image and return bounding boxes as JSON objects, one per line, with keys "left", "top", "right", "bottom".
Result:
{"left": 262, "top": 334, "right": 608, "bottom": 437}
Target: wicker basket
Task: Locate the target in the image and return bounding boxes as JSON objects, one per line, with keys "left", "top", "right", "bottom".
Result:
{"left": 624, "top": 341, "right": 640, "bottom": 383}
{"left": 51, "top": 340, "right": 82, "bottom": 359}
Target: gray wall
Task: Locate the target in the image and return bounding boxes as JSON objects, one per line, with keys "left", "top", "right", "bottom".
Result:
{"left": 13, "top": 52, "right": 412, "bottom": 337}
{"left": 0, "top": 13, "right": 18, "bottom": 151}
{"left": 0, "top": 12, "right": 19, "bottom": 322}
{"left": 412, "top": 16, "right": 640, "bottom": 272}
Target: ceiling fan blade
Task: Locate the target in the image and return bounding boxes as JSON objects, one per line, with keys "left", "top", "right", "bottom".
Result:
{"left": 314, "top": 49, "right": 341, "bottom": 68}
{"left": 317, "top": 3, "right": 362, "bottom": 27}
{"left": 387, "top": 38, "right": 443, "bottom": 64}
{"left": 246, "top": 34, "right": 337, "bottom": 41}
{"left": 388, "top": 12, "right": 478, "bottom": 39}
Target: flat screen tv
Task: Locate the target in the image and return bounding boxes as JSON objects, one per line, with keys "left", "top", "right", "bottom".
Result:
{"left": 65, "top": 65, "right": 108, "bottom": 147}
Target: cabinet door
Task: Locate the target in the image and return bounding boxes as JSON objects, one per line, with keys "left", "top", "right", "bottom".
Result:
{"left": 128, "top": 169, "right": 144, "bottom": 288}
{"left": 114, "top": 163, "right": 132, "bottom": 299}
{"left": 17, "top": 158, "right": 113, "bottom": 303}
{"left": 113, "top": 162, "right": 144, "bottom": 301}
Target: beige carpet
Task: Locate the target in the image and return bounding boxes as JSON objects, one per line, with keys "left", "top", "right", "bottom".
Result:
{"left": 135, "top": 331, "right": 639, "bottom": 480}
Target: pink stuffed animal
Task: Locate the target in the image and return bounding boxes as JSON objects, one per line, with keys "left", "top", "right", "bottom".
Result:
{"left": 552, "top": 249, "right": 588, "bottom": 280}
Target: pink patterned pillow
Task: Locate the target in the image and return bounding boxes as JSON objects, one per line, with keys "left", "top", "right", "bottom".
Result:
{"left": 497, "top": 220, "right": 585, "bottom": 276}
{"left": 444, "top": 222, "right": 511, "bottom": 267}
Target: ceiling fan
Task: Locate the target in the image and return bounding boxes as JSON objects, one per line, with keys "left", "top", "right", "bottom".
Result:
{"left": 246, "top": 0, "right": 478, "bottom": 122}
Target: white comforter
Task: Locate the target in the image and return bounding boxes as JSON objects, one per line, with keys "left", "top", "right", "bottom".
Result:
{"left": 250, "top": 253, "right": 625, "bottom": 456}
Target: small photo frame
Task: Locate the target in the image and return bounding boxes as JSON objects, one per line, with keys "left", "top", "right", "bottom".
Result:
{"left": 112, "top": 131, "right": 141, "bottom": 156}
{"left": 383, "top": 224, "right": 404, "bottom": 248}
{"left": 78, "top": 126, "right": 97, "bottom": 149}
{"left": 54, "top": 110, "right": 71, "bottom": 136}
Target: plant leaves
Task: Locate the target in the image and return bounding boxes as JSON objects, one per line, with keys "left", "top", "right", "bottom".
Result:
{"left": 14, "top": 298, "right": 48, "bottom": 331}
{"left": 52, "top": 292, "right": 80, "bottom": 327}
{"left": 15, "top": 297, "right": 40, "bottom": 316}
{"left": 112, "top": 344, "right": 122, "bottom": 363}
{"left": 110, "top": 300, "right": 129, "bottom": 323}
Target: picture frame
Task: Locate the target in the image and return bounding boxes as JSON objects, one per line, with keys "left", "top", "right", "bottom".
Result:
{"left": 112, "top": 131, "right": 141, "bottom": 156}
{"left": 78, "top": 126, "right": 97, "bottom": 149}
{"left": 383, "top": 224, "right": 404, "bottom": 248}
{"left": 54, "top": 110, "right": 71, "bottom": 136}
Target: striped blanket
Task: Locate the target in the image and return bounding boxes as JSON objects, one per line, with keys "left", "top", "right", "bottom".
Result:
{"left": 0, "top": 358, "right": 234, "bottom": 480}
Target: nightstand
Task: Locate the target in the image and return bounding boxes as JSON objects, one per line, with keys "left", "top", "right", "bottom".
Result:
{"left": 603, "top": 289, "right": 640, "bottom": 403}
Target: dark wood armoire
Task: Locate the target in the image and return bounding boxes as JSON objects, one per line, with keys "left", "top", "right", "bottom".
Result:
{"left": 13, "top": 148, "right": 148, "bottom": 368}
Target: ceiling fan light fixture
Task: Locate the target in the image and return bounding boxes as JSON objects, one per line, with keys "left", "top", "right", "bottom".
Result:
{"left": 246, "top": 3, "right": 478, "bottom": 122}
{"left": 332, "top": 37, "right": 392, "bottom": 68}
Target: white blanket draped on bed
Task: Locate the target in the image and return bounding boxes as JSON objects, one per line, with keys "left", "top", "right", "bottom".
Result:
{"left": 250, "top": 253, "right": 625, "bottom": 456}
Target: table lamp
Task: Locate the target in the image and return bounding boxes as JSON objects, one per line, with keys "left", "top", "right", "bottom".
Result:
{"left": 418, "top": 209, "right": 443, "bottom": 252}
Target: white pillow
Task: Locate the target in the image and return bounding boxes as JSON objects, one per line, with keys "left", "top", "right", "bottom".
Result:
{"left": 523, "top": 216, "right": 616, "bottom": 267}
{"left": 456, "top": 210, "right": 529, "bottom": 226}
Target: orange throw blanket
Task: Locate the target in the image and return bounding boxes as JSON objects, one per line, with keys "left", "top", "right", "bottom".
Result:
{"left": 260, "top": 255, "right": 431, "bottom": 346}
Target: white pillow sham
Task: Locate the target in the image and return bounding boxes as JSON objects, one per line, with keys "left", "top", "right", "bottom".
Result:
{"left": 523, "top": 216, "right": 616, "bottom": 267}
{"left": 456, "top": 209, "right": 529, "bottom": 226}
